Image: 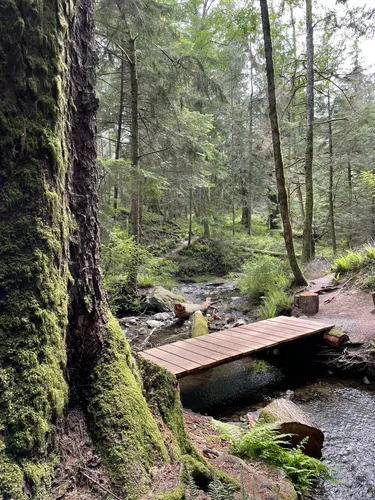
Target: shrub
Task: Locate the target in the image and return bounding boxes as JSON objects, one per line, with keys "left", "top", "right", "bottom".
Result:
{"left": 332, "top": 245, "right": 375, "bottom": 276}
{"left": 102, "top": 228, "right": 178, "bottom": 314}
{"left": 213, "top": 421, "right": 332, "bottom": 496}
{"left": 238, "top": 255, "right": 292, "bottom": 301}
{"left": 259, "top": 289, "right": 293, "bottom": 319}
{"left": 177, "top": 237, "right": 251, "bottom": 277}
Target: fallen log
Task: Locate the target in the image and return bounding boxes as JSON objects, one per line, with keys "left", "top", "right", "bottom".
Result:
{"left": 258, "top": 398, "right": 324, "bottom": 458}
{"left": 323, "top": 328, "right": 349, "bottom": 348}
{"left": 191, "top": 311, "right": 208, "bottom": 337}
{"left": 174, "top": 298, "right": 211, "bottom": 319}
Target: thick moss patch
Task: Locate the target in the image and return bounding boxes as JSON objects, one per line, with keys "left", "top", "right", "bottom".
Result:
{"left": 88, "top": 315, "right": 169, "bottom": 498}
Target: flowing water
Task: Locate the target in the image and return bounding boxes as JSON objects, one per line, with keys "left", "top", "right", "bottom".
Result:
{"left": 179, "top": 358, "right": 375, "bottom": 500}
{"left": 130, "top": 279, "right": 375, "bottom": 499}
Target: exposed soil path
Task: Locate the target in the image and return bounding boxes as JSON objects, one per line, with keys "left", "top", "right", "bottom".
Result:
{"left": 298, "top": 274, "right": 375, "bottom": 343}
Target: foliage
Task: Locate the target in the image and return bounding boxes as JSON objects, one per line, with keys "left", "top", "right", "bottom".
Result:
{"left": 238, "top": 255, "right": 292, "bottom": 301}
{"left": 259, "top": 288, "right": 294, "bottom": 319}
{"left": 177, "top": 237, "right": 252, "bottom": 277}
{"left": 102, "top": 228, "right": 178, "bottom": 314}
{"left": 213, "top": 421, "right": 332, "bottom": 495}
{"left": 332, "top": 245, "right": 375, "bottom": 276}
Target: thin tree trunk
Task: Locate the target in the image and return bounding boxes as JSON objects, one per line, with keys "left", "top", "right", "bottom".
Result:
{"left": 202, "top": 188, "right": 210, "bottom": 238}
{"left": 188, "top": 188, "right": 193, "bottom": 245}
{"left": 114, "top": 58, "right": 125, "bottom": 216}
{"left": 248, "top": 41, "right": 254, "bottom": 235}
{"left": 129, "top": 35, "right": 140, "bottom": 244}
{"left": 259, "top": 0, "right": 307, "bottom": 286}
{"left": 327, "top": 89, "right": 337, "bottom": 255}
{"left": 302, "top": 0, "right": 315, "bottom": 262}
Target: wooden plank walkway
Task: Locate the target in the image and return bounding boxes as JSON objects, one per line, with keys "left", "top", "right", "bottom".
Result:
{"left": 139, "top": 316, "right": 334, "bottom": 378}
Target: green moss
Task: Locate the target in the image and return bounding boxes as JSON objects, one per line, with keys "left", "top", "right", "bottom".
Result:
{"left": 0, "top": 456, "right": 25, "bottom": 500}
{"left": 137, "top": 356, "right": 193, "bottom": 456}
{"left": 191, "top": 311, "right": 208, "bottom": 337}
{"left": 0, "top": 0, "right": 72, "bottom": 497}
{"left": 155, "top": 485, "right": 185, "bottom": 500}
{"left": 88, "top": 315, "right": 169, "bottom": 498}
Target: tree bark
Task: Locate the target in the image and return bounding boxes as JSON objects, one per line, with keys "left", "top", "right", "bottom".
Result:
{"left": 0, "top": 2, "right": 194, "bottom": 497}
{"left": 259, "top": 399, "right": 324, "bottom": 459}
{"left": 259, "top": 0, "right": 307, "bottom": 286}
{"left": 327, "top": 89, "right": 337, "bottom": 255}
{"left": 113, "top": 58, "right": 125, "bottom": 216}
{"left": 302, "top": 0, "right": 315, "bottom": 262}
{"left": 129, "top": 35, "right": 141, "bottom": 243}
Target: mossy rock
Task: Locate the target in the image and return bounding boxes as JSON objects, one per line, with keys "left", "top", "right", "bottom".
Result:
{"left": 142, "top": 286, "right": 186, "bottom": 313}
{"left": 191, "top": 311, "right": 208, "bottom": 337}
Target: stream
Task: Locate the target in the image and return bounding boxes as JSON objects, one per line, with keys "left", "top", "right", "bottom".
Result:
{"left": 127, "top": 279, "right": 375, "bottom": 499}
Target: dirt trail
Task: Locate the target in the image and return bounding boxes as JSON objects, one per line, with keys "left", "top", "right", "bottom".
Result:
{"left": 299, "top": 274, "right": 375, "bottom": 342}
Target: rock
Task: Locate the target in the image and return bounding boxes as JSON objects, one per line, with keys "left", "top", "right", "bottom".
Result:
{"left": 141, "top": 286, "right": 186, "bottom": 313}
{"left": 232, "top": 319, "right": 246, "bottom": 328}
{"left": 138, "top": 327, "right": 148, "bottom": 335}
{"left": 362, "top": 376, "right": 371, "bottom": 385}
{"left": 154, "top": 312, "right": 171, "bottom": 321}
{"left": 118, "top": 316, "right": 138, "bottom": 325}
{"left": 146, "top": 320, "right": 165, "bottom": 329}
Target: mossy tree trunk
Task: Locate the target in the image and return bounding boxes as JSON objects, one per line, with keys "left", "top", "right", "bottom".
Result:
{"left": 0, "top": 2, "right": 190, "bottom": 498}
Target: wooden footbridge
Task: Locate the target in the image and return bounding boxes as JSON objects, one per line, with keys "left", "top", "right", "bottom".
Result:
{"left": 139, "top": 316, "right": 334, "bottom": 378}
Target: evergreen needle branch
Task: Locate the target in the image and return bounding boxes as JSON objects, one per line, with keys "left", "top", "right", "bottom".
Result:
{"left": 138, "top": 148, "right": 169, "bottom": 160}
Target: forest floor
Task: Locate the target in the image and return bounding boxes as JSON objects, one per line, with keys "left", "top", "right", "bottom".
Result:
{"left": 301, "top": 273, "right": 375, "bottom": 343}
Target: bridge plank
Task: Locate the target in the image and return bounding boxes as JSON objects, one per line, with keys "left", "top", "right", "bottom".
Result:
{"left": 269, "top": 316, "right": 334, "bottom": 330}
{"left": 234, "top": 325, "right": 298, "bottom": 339}
{"left": 144, "top": 347, "right": 202, "bottom": 371}
{"left": 157, "top": 344, "right": 218, "bottom": 365}
{"left": 139, "top": 316, "right": 334, "bottom": 378}
{"left": 141, "top": 352, "right": 184, "bottom": 375}
{"left": 170, "top": 341, "right": 227, "bottom": 361}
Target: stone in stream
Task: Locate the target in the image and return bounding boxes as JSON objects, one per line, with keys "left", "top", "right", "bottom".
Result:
{"left": 146, "top": 320, "right": 165, "bottom": 329}
{"left": 154, "top": 312, "right": 171, "bottom": 321}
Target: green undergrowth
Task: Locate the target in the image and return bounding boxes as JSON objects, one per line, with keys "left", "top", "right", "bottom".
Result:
{"left": 332, "top": 245, "right": 375, "bottom": 277}
{"left": 102, "top": 228, "right": 178, "bottom": 314}
{"left": 177, "top": 237, "right": 252, "bottom": 277}
{"left": 238, "top": 255, "right": 293, "bottom": 318}
{"left": 213, "top": 421, "right": 332, "bottom": 496}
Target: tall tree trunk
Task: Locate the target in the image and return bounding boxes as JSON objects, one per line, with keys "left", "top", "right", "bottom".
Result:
{"left": 129, "top": 35, "right": 141, "bottom": 244}
{"left": 327, "top": 89, "right": 337, "bottom": 255}
{"left": 302, "top": 0, "right": 315, "bottom": 262}
{"left": 0, "top": 2, "right": 194, "bottom": 497}
{"left": 247, "top": 40, "right": 254, "bottom": 236}
{"left": 259, "top": 0, "right": 307, "bottom": 286}
{"left": 202, "top": 188, "right": 210, "bottom": 237}
{"left": 188, "top": 188, "right": 193, "bottom": 245}
{"left": 114, "top": 58, "right": 125, "bottom": 216}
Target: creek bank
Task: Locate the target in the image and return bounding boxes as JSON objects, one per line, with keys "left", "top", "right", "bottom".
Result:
{"left": 183, "top": 411, "right": 298, "bottom": 500}
{"left": 121, "top": 280, "right": 253, "bottom": 351}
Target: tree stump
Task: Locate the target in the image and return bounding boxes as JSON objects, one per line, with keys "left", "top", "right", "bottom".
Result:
{"left": 258, "top": 398, "right": 324, "bottom": 458}
{"left": 371, "top": 292, "right": 375, "bottom": 308}
{"left": 298, "top": 291, "right": 319, "bottom": 315}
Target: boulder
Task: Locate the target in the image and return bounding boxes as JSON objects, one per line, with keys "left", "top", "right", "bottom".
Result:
{"left": 141, "top": 286, "right": 186, "bottom": 313}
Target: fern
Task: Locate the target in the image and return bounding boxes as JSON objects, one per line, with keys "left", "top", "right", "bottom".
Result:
{"left": 184, "top": 471, "right": 200, "bottom": 500}
{"left": 213, "top": 421, "right": 333, "bottom": 495}
{"left": 207, "top": 476, "right": 237, "bottom": 500}
{"left": 212, "top": 420, "right": 246, "bottom": 441}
